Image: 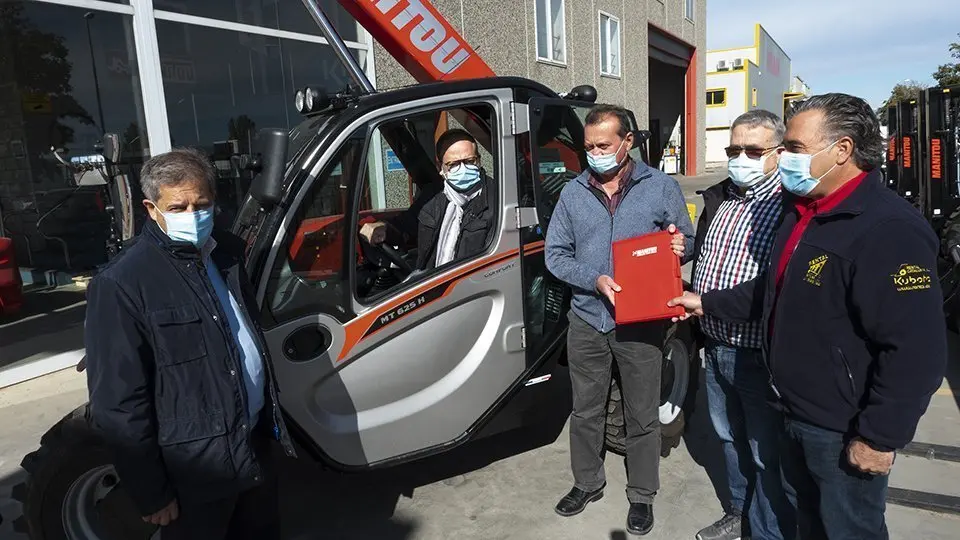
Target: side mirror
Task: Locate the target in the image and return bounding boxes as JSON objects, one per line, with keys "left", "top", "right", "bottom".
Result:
{"left": 249, "top": 128, "right": 289, "bottom": 208}
{"left": 566, "top": 85, "right": 598, "bottom": 103}
{"left": 632, "top": 130, "right": 652, "bottom": 145}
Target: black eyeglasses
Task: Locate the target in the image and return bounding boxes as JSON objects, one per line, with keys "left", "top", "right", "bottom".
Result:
{"left": 724, "top": 145, "right": 781, "bottom": 160}
{"left": 443, "top": 156, "right": 480, "bottom": 170}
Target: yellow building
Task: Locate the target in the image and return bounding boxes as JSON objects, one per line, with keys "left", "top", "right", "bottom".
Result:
{"left": 704, "top": 24, "right": 810, "bottom": 165}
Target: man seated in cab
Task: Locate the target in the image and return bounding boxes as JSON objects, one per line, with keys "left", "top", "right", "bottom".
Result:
{"left": 359, "top": 129, "right": 497, "bottom": 271}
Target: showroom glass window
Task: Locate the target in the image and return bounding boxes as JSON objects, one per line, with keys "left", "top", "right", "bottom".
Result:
{"left": 0, "top": 2, "right": 149, "bottom": 268}
{"left": 154, "top": 18, "right": 365, "bottom": 223}
{"left": 152, "top": 0, "right": 360, "bottom": 42}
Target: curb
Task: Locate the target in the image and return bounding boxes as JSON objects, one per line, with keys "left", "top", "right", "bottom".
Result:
{"left": 0, "top": 350, "right": 85, "bottom": 390}
{"left": 19, "top": 269, "right": 90, "bottom": 288}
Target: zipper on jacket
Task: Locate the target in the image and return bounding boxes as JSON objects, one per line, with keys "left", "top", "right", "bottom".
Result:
{"left": 583, "top": 183, "right": 615, "bottom": 332}
{"left": 766, "top": 252, "right": 800, "bottom": 398}
{"left": 837, "top": 347, "right": 856, "bottom": 397}
{"left": 196, "top": 258, "right": 251, "bottom": 431}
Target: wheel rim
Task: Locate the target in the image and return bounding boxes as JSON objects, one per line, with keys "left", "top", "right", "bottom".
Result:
{"left": 62, "top": 465, "right": 159, "bottom": 540}
{"left": 659, "top": 338, "right": 689, "bottom": 425}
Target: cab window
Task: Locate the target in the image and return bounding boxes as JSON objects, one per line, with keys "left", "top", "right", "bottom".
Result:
{"left": 261, "top": 131, "right": 366, "bottom": 325}
{"left": 354, "top": 104, "right": 499, "bottom": 303}
{"left": 262, "top": 103, "right": 499, "bottom": 326}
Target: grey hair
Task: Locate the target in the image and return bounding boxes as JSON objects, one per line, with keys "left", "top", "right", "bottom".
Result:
{"left": 787, "top": 93, "right": 884, "bottom": 171}
{"left": 731, "top": 109, "right": 785, "bottom": 145}
{"left": 139, "top": 147, "right": 217, "bottom": 202}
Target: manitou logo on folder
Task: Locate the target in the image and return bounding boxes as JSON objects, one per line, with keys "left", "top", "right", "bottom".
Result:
{"left": 632, "top": 247, "right": 658, "bottom": 257}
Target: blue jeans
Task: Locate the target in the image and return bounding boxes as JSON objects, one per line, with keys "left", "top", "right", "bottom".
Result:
{"left": 705, "top": 341, "right": 795, "bottom": 539}
{"left": 781, "top": 418, "right": 889, "bottom": 540}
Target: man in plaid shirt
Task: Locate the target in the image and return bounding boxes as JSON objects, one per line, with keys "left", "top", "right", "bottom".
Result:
{"left": 691, "top": 110, "right": 794, "bottom": 540}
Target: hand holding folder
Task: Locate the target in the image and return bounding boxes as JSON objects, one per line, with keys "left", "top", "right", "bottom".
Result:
{"left": 612, "top": 230, "right": 686, "bottom": 325}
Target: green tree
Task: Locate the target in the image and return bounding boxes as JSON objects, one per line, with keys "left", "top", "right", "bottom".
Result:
{"left": 932, "top": 34, "right": 960, "bottom": 87}
{"left": 0, "top": 2, "right": 94, "bottom": 147}
{"left": 876, "top": 80, "right": 928, "bottom": 125}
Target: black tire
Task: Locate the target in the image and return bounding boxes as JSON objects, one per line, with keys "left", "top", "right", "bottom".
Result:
{"left": 939, "top": 209, "right": 960, "bottom": 332}
{"left": 604, "top": 322, "right": 700, "bottom": 458}
{"left": 12, "top": 404, "right": 155, "bottom": 540}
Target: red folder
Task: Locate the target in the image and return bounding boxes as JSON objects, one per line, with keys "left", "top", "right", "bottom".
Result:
{"left": 612, "top": 230, "right": 685, "bottom": 325}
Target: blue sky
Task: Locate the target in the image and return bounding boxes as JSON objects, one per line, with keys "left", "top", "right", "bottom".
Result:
{"left": 706, "top": 0, "right": 959, "bottom": 108}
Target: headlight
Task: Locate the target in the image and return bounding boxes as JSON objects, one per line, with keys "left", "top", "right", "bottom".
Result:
{"left": 304, "top": 87, "right": 320, "bottom": 111}
{"left": 294, "top": 90, "right": 306, "bottom": 114}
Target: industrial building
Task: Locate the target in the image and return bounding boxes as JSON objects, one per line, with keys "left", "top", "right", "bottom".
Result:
{"left": 0, "top": 0, "right": 706, "bottom": 273}
{"left": 704, "top": 23, "right": 810, "bottom": 165}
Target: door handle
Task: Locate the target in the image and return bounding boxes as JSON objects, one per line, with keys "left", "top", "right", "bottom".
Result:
{"left": 282, "top": 324, "right": 332, "bottom": 362}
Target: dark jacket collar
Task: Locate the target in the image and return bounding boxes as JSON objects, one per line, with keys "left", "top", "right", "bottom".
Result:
{"left": 784, "top": 169, "right": 880, "bottom": 218}
{"left": 143, "top": 219, "right": 202, "bottom": 259}
{"left": 699, "top": 171, "right": 781, "bottom": 203}
{"left": 142, "top": 219, "right": 239, "bottom": 265}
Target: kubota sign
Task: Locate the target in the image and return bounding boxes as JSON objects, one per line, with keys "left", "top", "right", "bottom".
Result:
{"left": 340, "top": 0, "right": 495, "bottom": 83}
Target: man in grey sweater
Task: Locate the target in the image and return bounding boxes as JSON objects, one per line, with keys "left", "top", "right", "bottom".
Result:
{"left": 546, "top": 104, "right": 694, "bottom": 536}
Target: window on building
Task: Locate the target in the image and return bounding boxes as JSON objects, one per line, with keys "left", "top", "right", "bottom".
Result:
{"left": 599, "top": 12, "right": 621, "bottom": 77}
{"left": 154, "top": 20, "right": 361, "bottom": 223}
{"left": 152, "top": 0, "right": 360, "bottom": 42}
{"left": 0, "top": 2, "right": 150, "bottom": 269}
{"left": 535, "top": 0, "right": 566, "bottom": 64}
{"left": 685, "top": 0, "right": 695, "bottom": 21}
{"left": 706, "top": 89, "right": 726, "bottom": 107}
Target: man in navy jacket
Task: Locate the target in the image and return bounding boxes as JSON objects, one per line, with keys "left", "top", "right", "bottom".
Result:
{"left": 670, "top": 93, "right": 947, "bottom": 539}
{"left": 85, "top": 148, "right": 295, "bottom": 539}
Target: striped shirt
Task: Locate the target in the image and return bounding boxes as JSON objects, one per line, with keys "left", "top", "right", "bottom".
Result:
{"left": 693, "top": 172, "right": 783, "bottom": 349}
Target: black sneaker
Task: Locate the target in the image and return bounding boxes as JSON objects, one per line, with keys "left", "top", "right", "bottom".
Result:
{"left": 696, "top": 512, "right": 743, "bottom": 540}
{"left": 554, "top": 485, "right": 604, "bottom": 517}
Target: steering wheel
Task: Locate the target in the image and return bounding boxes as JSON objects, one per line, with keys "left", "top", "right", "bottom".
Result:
{"left": 359, "top": 235, "right": 413, "bottom": 274}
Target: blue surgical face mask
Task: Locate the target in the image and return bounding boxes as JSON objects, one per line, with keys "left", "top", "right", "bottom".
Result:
{"left": 444, "top": 163, "right": 482, "bottom": 192}
{"left": 778, "top": 140, "right": 839, "bottom": 196}
{"left": 160, "top": 207, "right": 214, "bottom": 247}
{"left": 586, "top": 139, "right": 626, "bottom": 174}
{"left": 728, "top": 150, "right": 776, "bottom": 188}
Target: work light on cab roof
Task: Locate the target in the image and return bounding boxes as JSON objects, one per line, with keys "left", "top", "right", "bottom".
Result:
{"left": 295, "top": 87, "right": 330, "bottom": 115}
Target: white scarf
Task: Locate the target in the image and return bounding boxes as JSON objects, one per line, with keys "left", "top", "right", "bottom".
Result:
{"left": 435, "top": 181, "right": 482, "bottom": 267}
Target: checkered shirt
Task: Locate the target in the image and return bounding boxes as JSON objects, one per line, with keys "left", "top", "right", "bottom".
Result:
{"left": 693, "top": 172, "right": 783, "bottom": 349}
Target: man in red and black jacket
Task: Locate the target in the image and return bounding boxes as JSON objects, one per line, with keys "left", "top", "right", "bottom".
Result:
{"left": 670, "top": 93, "right": 948, "bottom": 539}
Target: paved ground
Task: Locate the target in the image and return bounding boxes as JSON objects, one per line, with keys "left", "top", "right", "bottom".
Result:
{"left": 2, "top": 171, "right": 959, "bottom": 539}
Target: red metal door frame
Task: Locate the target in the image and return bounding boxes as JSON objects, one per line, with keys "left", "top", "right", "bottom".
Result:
{"left": 648, "top": 23, "right": 698, "bottom": 175}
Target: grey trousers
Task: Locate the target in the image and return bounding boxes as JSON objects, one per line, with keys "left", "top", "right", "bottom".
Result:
{"left": 567, "top": 312, "right": 663, "bottom": 504}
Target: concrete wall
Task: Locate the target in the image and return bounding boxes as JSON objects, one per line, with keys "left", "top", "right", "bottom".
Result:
{"left": 373, "top": 0, "right": 708, "bottom": 174}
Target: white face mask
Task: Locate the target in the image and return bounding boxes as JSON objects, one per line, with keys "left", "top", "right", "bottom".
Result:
{"left": 728, "top": 150, "right": 776, "bottom": 188}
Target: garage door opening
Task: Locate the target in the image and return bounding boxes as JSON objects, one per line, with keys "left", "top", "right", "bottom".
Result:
{"left": 648, "top": 26, "right": 695, "bottom": 175}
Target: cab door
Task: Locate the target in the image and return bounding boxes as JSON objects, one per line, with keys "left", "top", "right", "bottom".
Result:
{"left": 517, "top": 97, "right": 647, "bottom": 366}
{"left": 516, "top": 98, "right": 598, "bottom": 366}
{"left": 255, "top": 89, "right": 529, "bottom": 468}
